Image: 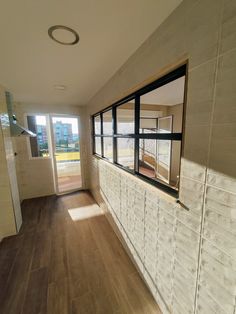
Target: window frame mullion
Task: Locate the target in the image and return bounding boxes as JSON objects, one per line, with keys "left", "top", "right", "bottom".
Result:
{"left": 112, "top": 106, "right": 117, "bottom": 163}
{"left": 134, "top": 95, "right": 140, "bottom": 173}
{"left": 100, "top": 113, "right": 104, "bottom": 157}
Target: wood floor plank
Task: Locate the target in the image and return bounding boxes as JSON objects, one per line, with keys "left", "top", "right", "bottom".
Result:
{"left": 1, "top": 232, "right": 35, "bottom": 314}
{"left": 66, "top": 236, "right": 90, "bottom": 298}
{"left": 22, "top": 267, "right": 48, "bottom": 314}
{"left": 47, "top": 278, "right": 69, "bottom": 314}
{"left": 0, "top": 234, "right": 24, "bottom": 251}
{"left": 20, "top": 197, "right": 44, "bottom": 233}
{"left": 31, "top": 230, "right": 51, "bottom": 270}
{"left": 0, "top": 191, "right": 161, "bottom": 314}
{"left": 48, "top": 234, "right": 68, "bottom": 284}
{"left": 71, "top": 292, "right": 96, "bottom": 314}
{"left": 0, "top": 248, "right": 18, "bottom": 308}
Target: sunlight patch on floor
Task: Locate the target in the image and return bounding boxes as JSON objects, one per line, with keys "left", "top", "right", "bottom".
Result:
{"left": 68, "top": 204, "right": 103, "bottom": 221}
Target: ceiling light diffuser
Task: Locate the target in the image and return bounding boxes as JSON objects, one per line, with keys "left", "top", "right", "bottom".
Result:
{"left": 48, "top": 25, "right": 79, "bottom": 45}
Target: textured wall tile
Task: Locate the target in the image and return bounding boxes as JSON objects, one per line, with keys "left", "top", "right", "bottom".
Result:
{"left": 172, "top": 285, "right": 194, "bottom": 314}
{"left": 201, "top": 249, "right": 236, "bottom": 295}
{"left": 177, "top": 176, "right": 205, "bottom": 229}
{"left": 181, "top": 158, "right": 206, "bottom": 182}
{"left": 175, "top": 221, "right": 200, "bottom": 266}
{"left": 186, "top": 60, "right": 216, "bottom": 125}
{"left": 202, "top": 239, "right": 236, "bottom": 271}
{"left": 175, "top": 244, "right": 199, "bottom": 276}
{"left": 203, "top": 220, "right": 236, "bottom": 259}
{"left": 197, "top": 242, "right": 236, "bottom": 312}
{"left": 205, "top": 206, "right": 236, "bottom": 234}
{"left": 204, "top": 187, "right": 236, "bottom": 234}
{"left": 208, "top": 51, "right": 236, "bottom": 179}
{"left": 207, "top": 170, "right": 236, "bottom": 195}
{"left": 143, "top": 269, "right": 157, "bottom": 297}
{"left": 209, "top": 124, "right": 236, "bottom": 178}
{"left": 144, "top": 252, "right": 157, "bottom": 283}
{"left": 186, "top": 0, "right": 222, "bottom": 68}
{"left": 199, "top": 269, "right": 235, "bottom": 314}
{"left": 172, "top": 260, "right": 197, "bottom": 313}
{"left": 206, "top": 186, "right": 236, "bottom": 209}
{"left": 156, "top": 245, "right": 173, "bottom": 273}
{"left": 156, "top": 274, "right": 172, "bottom": 310}
{"left": 214, "top": 49, "right": 236, "bottom": 124}
{"left": 146, "top": 189, "right": 160, "bottom": 204}
{"left": 176, "top": 208, "right": 202, "bottom": 232}
{"left": 220, "top": 0, "right": 236, "bottom": 54}
{"left": 172, "top": 296, "right": 190, "bottom": 314}
{"left": 173, "top": 260, "right": 197, "bottom": 289}
{"left": 158, "top": 224, "right": 175, "bottom": 256}
{"left": 196, "top": 286, "right": 228, "bottom": 314}
{"left": 183, "top": 124, "right": 211, "bottom": 166}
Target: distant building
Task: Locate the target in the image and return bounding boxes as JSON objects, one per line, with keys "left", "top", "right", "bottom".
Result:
{"left": 53, "top": 121, "right": 73, "bottom": 144}
{"left": 36, "top": 124, "right": 47, "bottom": 145}
{"left": 72, "top": 133, "right": 79, "bottom": 142}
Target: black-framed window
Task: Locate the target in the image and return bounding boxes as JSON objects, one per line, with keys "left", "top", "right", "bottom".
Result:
{"left": 27, "top": 115, "right": 50, "bottom": 158}
{"left": 92, "top": 65, "right": 187, "bottom": 196}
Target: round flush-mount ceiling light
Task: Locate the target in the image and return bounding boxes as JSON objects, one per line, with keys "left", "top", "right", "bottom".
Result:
{"left": 48, "top": 25, "right": 79, "bottom": 45}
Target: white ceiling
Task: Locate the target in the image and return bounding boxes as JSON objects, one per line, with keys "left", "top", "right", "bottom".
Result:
{"left": 0, "top": 0, "right": 182, "bottom": 106}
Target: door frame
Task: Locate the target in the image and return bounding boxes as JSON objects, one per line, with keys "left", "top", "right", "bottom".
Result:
{"left": 49, "top": 114, "right": 84, "bottom": 195}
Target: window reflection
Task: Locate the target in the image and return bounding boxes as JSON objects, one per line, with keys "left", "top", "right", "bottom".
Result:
{"left": 94, "top": 115, "right": 101, "bottom": 134}
{"left": 117, "top": 102, "right": 135, "bottom": 134}
{"left": 95, "top": 137, "right": 101, "bottom": 155}
{"left": 139, "top": 139, "right": 181, "bottom": 189}
{"left": 117, "top": 138, "right": 134, "bottom": 170}
{"left": 103, "top": 110, "right": 113, "bottom": 135}
{"left": 104, "top": 137, "right": 113, "bottom": 161}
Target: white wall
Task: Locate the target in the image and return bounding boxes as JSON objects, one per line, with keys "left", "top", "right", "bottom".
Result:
{"left": 85, "top": 0, "right": 236, "bottom": 313}
{"left": 13, "top": 103, "right": 88, "bottom": 200}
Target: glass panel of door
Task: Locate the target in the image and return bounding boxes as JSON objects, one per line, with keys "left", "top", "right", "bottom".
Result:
{"left": 51, "top": 116, "right": 82, "bottom": 193}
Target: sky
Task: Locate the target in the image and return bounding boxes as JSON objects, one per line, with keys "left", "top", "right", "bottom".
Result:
{"left": 36, "top": 115, "right": 79, "bottom": 134}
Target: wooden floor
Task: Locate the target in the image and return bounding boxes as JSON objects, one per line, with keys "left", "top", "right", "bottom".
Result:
{"left": 0, "top": 191, "right": 161, "bottom": 314}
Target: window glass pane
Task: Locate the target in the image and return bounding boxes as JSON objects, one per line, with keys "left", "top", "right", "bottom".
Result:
{"left": 95, "top": 137, "right": 101, "bottom": 155}
{"left": 117, "top": 138, "right": 134, "bottom": 170}
{"left": 139, "top": 139, "right": 181, "bottom": 190}
{"left": 103, "top": 137, "right": 113, "bottom": 161}
{"left": 102, "top": 110, "right": 113, "bottom": 135}
{"left": 94, "top": 115, "right": 101, "bottom": 134}
{"left": 117, "top": 102, "right": 135, "bottom": 134}
{"left": 140, "top": 76, "right": 185, "bottom": 133}
{"left": 27, "top": 115, "right": 49, "bottom": 158}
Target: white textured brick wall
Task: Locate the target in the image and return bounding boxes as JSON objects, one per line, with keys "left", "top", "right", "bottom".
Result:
{"left": 96, "top": 159, "right": 201, "bottom": 314}
{"left": 92, "top": 158, "right": 236, "bottom": 314}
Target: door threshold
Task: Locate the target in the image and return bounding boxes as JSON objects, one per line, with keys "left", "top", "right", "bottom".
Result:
{"left": 56, "top": 187, "right": 85, "bottom": 196}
